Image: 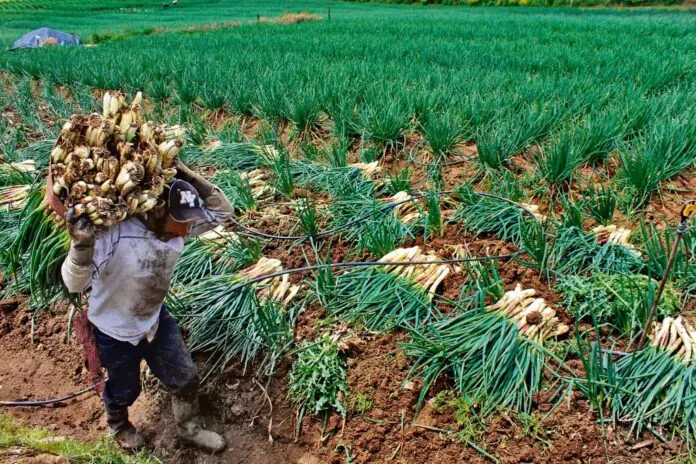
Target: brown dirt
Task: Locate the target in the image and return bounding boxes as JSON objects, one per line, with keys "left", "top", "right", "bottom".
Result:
{"left": 0, "top": 259, "right": 690, "bottom": 464}
{"left": 3, "top": 80, "right": 695, "bottom": 464}
{"left": 0, "top": 300, "right": 317, "bottom": 464}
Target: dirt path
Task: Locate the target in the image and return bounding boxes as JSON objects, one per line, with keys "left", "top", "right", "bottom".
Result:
{"left": 0, "top": 299, "right": 318, "bottom": 464}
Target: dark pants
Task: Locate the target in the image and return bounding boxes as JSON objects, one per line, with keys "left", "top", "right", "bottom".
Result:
{"left": 94, "top": 307, "right": 198, "bottom": 411}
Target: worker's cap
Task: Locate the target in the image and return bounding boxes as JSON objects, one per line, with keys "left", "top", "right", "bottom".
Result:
{"left": 167, "top": 179, "right": 211, "bottom": 222}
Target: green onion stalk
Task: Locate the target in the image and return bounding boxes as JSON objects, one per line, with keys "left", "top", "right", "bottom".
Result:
{"left": 404, "top": 285, "right": 568, "bottom": 415}
{"left": 168, "top": 258, "right": 298, "bottom": 376}
{"left": 609, "top": 316, "right": 696, "bottom": 446}
{"left": 7, "top": 185, "right": 70, "bottom": 309}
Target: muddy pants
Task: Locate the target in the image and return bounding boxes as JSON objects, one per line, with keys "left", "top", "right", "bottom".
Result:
{"left": 94, "top": 307, "right": 199, "bottom": 411}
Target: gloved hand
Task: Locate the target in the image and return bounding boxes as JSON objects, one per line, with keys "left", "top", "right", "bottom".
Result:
{"left": 173, "top": 159, "right": 214, "bottom": 198}
{"left": 65, "top": 210, "right": 96, "bottom": 267}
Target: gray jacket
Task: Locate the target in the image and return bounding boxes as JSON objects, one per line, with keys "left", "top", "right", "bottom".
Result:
{"left": 61, "top": 188, "right": 233, "bottom": 344}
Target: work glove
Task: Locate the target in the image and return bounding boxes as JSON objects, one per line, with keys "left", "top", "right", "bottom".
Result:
{"left": 173, "top": 159, "right": 214, "bottom": 199}
{"left": 65, "top": 209, "right": 96, "bottom": 267}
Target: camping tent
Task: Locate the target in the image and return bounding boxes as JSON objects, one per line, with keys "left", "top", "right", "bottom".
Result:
{"left": 9, "top": 28, "right": 82, "bottom": 51}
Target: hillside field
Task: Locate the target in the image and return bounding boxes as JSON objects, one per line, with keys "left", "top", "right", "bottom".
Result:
{"left": 0, "top": 1, "right": 695, "bottom": 463}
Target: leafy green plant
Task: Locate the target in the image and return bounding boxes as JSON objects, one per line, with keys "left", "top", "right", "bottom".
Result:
{"left": 358, "top": 101, "right": 409, "bottom": 149}
{"left": 424, "top": 191, "right": 444, "bottom": 238}
{"left": 641, "top": 221, "right": 690, "bottom": 282}
{"left": 520, "top": 220, "right": 551, "bottom": 280}
{"left": 385, "top": 167, "right": 411, "bottom": 195}
{"left": 325, "top": 139, "right": 349, "bottom": 168}
{"left": 619, "top": 120, "right": 696, "bottom": 207}
{"left": 536, "top": 133, "right": 584, "bottom": 189}
{"left": 558, "top": 272, "right": 680, "bottom": 336}
{"left": 421, "top": 112, "right": 464, "bottom": 159}
{"left": 289, "top": 337, "right": 347, "bottom": 433}
{"left": 297, "top": 199, "right": 319, "bottom": 236}
{"left": 348, "top": 391, "right": 373, "bottom": 416}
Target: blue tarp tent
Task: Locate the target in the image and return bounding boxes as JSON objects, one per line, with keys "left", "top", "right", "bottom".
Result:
{"left": 9, "top": 28, "right": 82, "bottom": 51}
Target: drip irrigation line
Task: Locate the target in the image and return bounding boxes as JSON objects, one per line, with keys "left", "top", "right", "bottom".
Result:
{"left": 222, "top": 252, "right": 521, "bottom": 295}
{"left": 0, "top": 381, "right": 103, "bottom": 407}
{"left": 228, "top": 190, "right": 539, "bottom": 241}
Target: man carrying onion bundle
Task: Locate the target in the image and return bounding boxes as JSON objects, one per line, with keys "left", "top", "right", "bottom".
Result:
{"left": 61, "top": 160, "right": 233, "bottom": 453}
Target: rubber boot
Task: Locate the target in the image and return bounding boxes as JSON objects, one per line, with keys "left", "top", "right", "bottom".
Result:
{"left": 105, "top": 405, "right": 145, "bottom": 451}
{"left": 172, "top": 394, "right": 226, "bottom": 453}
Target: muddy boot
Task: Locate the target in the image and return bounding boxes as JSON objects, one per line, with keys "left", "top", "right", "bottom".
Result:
{"left": 105, "top": 405, "right": 145, "bottom": 451}
{"left": 172, "top": 394, "right": 226, "bottom": 453}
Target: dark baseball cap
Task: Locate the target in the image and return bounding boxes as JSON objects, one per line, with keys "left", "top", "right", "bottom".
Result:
{"left": 167, "top": 179, "right": 210, "bottom": 222}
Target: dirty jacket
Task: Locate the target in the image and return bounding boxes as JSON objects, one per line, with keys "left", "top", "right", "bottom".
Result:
{"left": 61, "top": 188, "right": 233, "bottom": 345}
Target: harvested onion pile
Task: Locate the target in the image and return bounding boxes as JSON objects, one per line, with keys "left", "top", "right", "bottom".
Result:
{"left": 520, "top": 203, "right": 546, "bottom": 222}
{"left": 349, "top": 161, "right": 381, "bottom": 179}
{"left": 649, "top": 316, "right": 696, "bottom": 363}
{"left": 387, "top": 191, "right": 422, "bottom": 225}
{"left": 48, "top": 91, "right": 184, "bottom": 227}
{"left": 592, "top": 224, "right": 631, "bottom": 246}
{"left": 487, "top": 284, "right": 569, "bottom": 342}
{"left": 0, "top": 160, "right": 36, "bottom": 173}
{"left": 238, "top": 257, "right": 300, "bottom": 305}
{"left": 239, "top": 169, "right": 276, "bottom": 201}
{"left": 0, "top": 185, "right": 31, "bottom": 210}
{"left": 379, "top": 246, "right": 450, "bottom": 298}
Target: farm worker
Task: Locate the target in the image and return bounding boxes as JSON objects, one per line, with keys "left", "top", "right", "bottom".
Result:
{"left": 61, "top": 160, "right": 231, "bottom": 453}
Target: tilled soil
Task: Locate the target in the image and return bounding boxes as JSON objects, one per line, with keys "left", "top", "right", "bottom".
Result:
{"left": 0, "top": 300, "right": 317, "bottom": 464}
{"left": 0, "top": 294, "right": 690, "bottom": 464}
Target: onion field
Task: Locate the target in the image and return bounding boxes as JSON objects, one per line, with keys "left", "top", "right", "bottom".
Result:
{"left": 0, "top": 0, "right": 695, "bottom": 462}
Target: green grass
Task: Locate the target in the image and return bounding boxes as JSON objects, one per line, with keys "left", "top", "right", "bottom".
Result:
{"left": 0, "top": 413, "right": 159, "bottom": 464}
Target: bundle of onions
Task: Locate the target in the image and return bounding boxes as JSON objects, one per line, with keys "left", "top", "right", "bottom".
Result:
{"left": 648, "top": 316, "right": 696, "bottom": 363}
{"left": 0, "top": 160, "right": 36, "bottom": 173}
{"left": 0, "top": 185, "right": 31, "bottom": 210}
{"left": 348, "top": 161, "right": 381, "bottom": 180}
{"left": 404, "top": 284, "right": 569, "bottom": 415}
{"left": 319, "top": 246, "right": 448, "bottom": 331}
{"left": 608, "top": 315, "right": 696, "bottom": 444}
{"left": 519, "top": 203, "right": 546, "bottom": 222}
{"left": 48, "top": 91, "right": 184, "bottom": 227}
{"left": 386, "top": 191, "right": 423, "bottom": 225}
{"left": 239, "top": 169, "right": 276, "bottom": 201}
{"left": 487, "top": 284, "right": 569, "bottom": 342}
{"left": 379, "top": 246, "right": 450, "bottom": 299}
{"left": 169, "top": 256, "right": 300, "bottom": 372}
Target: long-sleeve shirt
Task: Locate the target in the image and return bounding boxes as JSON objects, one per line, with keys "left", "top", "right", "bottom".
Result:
{"left": 61, "top": 188, "right": 233, "bottom": 345}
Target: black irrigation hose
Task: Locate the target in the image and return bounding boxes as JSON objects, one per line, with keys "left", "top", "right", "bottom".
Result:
{"left": 224, "top": 252, "right": 521, "bottom": 294}
{"left": 229, "top": 190, "right": 538, "bottom": 241}
{"left": 0, "top": 381, "right": 103, "bottom": 407}
{"left": 0, "top": 194, "right": 535, "bottom": 405}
